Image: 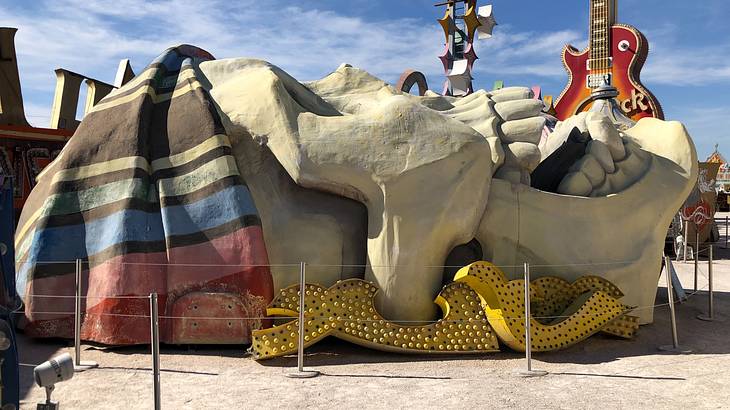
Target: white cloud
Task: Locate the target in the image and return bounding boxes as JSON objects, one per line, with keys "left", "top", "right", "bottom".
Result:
{"left": 639, "top": 23, "right": 730, "bottom": 86}
{"left": 643, "top": 45, "right": 730, "bottom": 85}
{"left": 3, "top": 0, "right": 447, "bottom": 127}
{"left": 470, "top": 28, "right": 584, "bottom": 78}
{"left": 1, "top": 0, "right": 728, "bottom": 132}
{"left": 675, "top": 105, "right": 730, "bottom": 158}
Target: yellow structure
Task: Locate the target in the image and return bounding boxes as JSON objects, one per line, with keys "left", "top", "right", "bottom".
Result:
{"left": 251, "top": 262, "right": 639, "bottom": 359}
{"left": 454, "top": 262, "right": 637, "bottom": 352}
{"left": 252, "top": 279, "right": 499, "bottom": 360}
{"left": 707, "top": 146, "right": 729, "bottom": 191}
{"left": 528, "top": 275, "right": 639, "bottom": 338}
{"left": 462, "top": 3, "right": 482, "bottom": 42}
{"left": 437, "top": 8, "right": 453, "bottom": 43}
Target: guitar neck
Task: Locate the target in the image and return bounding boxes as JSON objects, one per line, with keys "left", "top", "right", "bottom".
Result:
{"left": 589, "top": 0, "right": 617, "bottom": 71}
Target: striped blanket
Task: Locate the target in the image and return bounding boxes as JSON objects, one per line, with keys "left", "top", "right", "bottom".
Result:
{"left": 15, "top": 46, "right": 273, "bottom": 344}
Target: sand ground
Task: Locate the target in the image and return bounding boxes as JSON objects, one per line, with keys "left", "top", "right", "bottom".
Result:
{"left": 17, "top": 213, "right": 730, "bottom": 409}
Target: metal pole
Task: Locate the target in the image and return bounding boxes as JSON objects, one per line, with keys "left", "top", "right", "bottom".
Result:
{"left": 525, "top": 263, "right": 532, "bottom": 371}
{"left": 73, "top": 259, "right": 97, "bottom": 372}
{"left": 694, "top": 224, "right": 699, "bottom": 292}
{"left": 698, "top": 245, "right": 723, "bottom": 322}
{"left": 74, "top": 259, "right": 81, "bottom": 365}
{"left": 286, "top": 262, "right": 319, "bottom": 378}
{"left": 668, "top": 256, "right": 679, "bottom": 347}
{"left": 726, "top": 216, "right": 728, "bottom": 249}
{"left": 709, "top": 245, "right": 714, "bottom": 318}
{"left": 150, "top": 293, "right": 161, "bottom": 410}
{"left": 683, "top": 220, "right": 689, "bottom": 262}
{"left": 659, "top": 255, "right": 691, "bottom": 352}
{"left": 296, "top": 262, "right": 305, "bottom": 373}
{"left": 518, "top": 262, "right": 546, "bottom": 377}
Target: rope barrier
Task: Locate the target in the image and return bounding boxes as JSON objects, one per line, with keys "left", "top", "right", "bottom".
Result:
{"left": 15, "top": 259, "right": 646, "bottom": 270}
{"left": 26, "top": 294, "right": 150, "bottom": 299}
{"left": 15, "top": 261, "right": 300, "bottom": 268}
{"left": 16, "top": 256, "right": 718, "bottom": 328}
{"left": 23, "top": 282, "right": 711, "bottom": 322}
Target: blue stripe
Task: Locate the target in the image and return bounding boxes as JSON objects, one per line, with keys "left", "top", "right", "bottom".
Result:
{"left": 160, "top": 185, "right": 257, "bottom": 237}
{"left": 16, "top": 210, "right": 165, "bottom": 293}
{"left": 16, "top": 184, "right": 258, "bottom": 293}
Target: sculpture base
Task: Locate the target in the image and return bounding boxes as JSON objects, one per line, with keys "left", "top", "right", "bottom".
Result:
{"left": 36, "top": 401, "right": 59, "bottom": 410}
{"left": 697, "top": 314, "right": 725, "bottom": 322}
{"left": 517, "top": 369, "right": 548, "bottom": 378}
{"left": 658, "top": 345, "right": 692, "bottom": 353}
{"left": 285, "top": 370, "right": 320, "bottom": 379}
{"left": 74, "top": 360, "right": 99, "bottom": 372}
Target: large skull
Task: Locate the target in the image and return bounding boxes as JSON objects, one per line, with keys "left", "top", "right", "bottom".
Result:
{"left": 199, "top": 59, "right": 696, "bottom": 324}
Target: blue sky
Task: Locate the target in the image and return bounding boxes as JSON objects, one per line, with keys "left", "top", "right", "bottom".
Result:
{"left": 1, "top": 0, "right": 728, "bottom": 158}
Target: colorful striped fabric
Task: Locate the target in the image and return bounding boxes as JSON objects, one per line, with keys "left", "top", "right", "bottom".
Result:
{"left": 15, "top": 46, "right": 273, "bottom": 344}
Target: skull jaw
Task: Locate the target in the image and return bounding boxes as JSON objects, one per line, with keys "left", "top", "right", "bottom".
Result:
{"left": 478, "top": 118, "right": 697, "bottom": 324}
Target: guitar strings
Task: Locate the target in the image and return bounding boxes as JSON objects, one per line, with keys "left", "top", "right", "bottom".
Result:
{"left": 601, "top": 0, "right": 609, "bottom": 78}
{"left": 600, "top": 0, "right": 605, "bottom": 76}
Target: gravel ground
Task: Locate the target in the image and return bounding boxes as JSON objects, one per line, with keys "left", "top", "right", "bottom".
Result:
{"left": 18, "top": 214, "right": 730, "bottom": 409}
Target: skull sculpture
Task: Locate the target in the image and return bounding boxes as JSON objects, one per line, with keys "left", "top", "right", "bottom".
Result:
{"left": 200, "top": 58, "right": 696, "bottom": 324}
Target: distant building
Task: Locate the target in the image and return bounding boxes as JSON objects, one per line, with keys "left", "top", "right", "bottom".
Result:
{"left": 707, "top": 145, "right": 729, "bottom": 192}
{"left": 0, "top": 27, "right": 131, "bottom": 224}
{"left": 0, "top": 28, "right": 72, "bottom": 222}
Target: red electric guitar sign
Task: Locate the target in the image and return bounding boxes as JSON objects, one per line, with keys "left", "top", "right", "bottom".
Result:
{"left": 554, "top": 0, "right": 663, "bottom": 121}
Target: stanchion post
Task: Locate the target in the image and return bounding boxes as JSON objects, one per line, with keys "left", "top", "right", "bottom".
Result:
{"left": 726, "top": 216, "right": 729, "bottom": 249}
{"left": 150, "top": 293, "right": 161, "bottom": 410}
{"left": 698, "top": 245, "right": 723, "bottom": 322}
{"left": 709, "top": 245, "right": 714, "bottom": 318}
{"left": 73, "top": 259, "right": 97, "bottom": 372}
{"left": 694, "top": 224, "right": 699, "bottom": 292}
{"left": 659, "top": 255, "right": 692, "bottom": 353}
{"left": 683, "top": 220, "right": 689, "bottom": 262}
{"left": 286, "top": 262, "right": 319, "bottom": 378}
{"left": 74, "top": 259, "right": 81, "bottom": 364}
{"left": 518, "top": 262, "right": 547, "bottom": 377}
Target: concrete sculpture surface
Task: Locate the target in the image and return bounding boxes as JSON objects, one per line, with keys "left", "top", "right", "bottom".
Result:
{"left": 201, "top": 58, "right": 696, "bottom": 325}
{"left": 17, "top": 46, "right": 696, "bottom": 345}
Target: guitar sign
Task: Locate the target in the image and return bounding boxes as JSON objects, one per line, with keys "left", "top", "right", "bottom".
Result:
{"left": 554, "top": 0, "right": 663, "bottom": 122}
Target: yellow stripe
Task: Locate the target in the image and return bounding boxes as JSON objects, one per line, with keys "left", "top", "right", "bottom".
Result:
{"left": 14, "top": 206, "right": 43, "bottom": 247}
{"left": 156, "top": 155, "right": 240, "bottom": 197}
{"left": 16, "top": 135, "right": 233, "bottom": 245}
{"left": 36, "top": 150, "right": 64, "bottom": 182}
{"left": 43, "top": 134, "right": 230, "bottom": 186}
{"left": 151, "top": 134, "right": 231, "bottom": 171}
{"left": 15, "top": 153, "right": 240, "bottom": 248}
{"left": 53, "top": 156, "right": 150, "bottom": 184}
{"left": 100, "top": 65, "right": 196, "bottom": 101}
{"left": 15, "top": 178, "right": 150, "bottom": 253}
{"left": 101, "top": 65, "right": 160, "bottom": 100}
{"left": 89, "top": 71, "right": 202, "bottom": 114}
